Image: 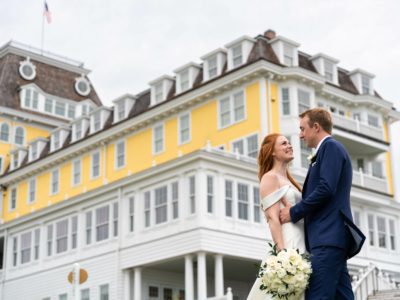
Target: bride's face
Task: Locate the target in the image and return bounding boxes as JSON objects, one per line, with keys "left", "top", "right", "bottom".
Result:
{"left": 273, "top": 136, "right": 294, "bottom": 162}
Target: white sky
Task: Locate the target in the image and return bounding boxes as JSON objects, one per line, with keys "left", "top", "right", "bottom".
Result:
{"left": 1, "top": 0, "right": 399, "bottom": 199}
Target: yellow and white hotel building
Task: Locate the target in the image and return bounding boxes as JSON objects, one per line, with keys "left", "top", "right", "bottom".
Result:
{"left": 0, "top": 30, "right": 399, "bottom": 300}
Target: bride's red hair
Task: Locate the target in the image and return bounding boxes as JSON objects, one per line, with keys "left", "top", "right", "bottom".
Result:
{"left": 258, "top": 134, "right": 302, "bottom": 192}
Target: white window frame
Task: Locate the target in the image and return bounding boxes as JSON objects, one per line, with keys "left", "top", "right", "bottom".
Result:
{"left": 117, "top": 100, "right": 126, "bottom": 121}
{"left": 206, "top": 175, "right": 214, "bottom": 214}
{"left": 55, "top": 219, "right": 69, "bottom": 254}
{"left": 93, "top": 111, "right": 102, "bottom": 132}
{"left": 178, "top": 113, "right": 191, "bottom": 145}
{"left": 20, "top": 231, "right": 32, "bottom": 264}
{"left": 152, "top": 124, "right": 165, "bottom": 155}
{"left": 0, "top": 155, "right": 4, "bottom": 174}
{"left": 232, "top": 44, "right": 243, "bottom": 68}
{"left": 0, "top": 122, "right": 10, "bottom": 142}
{"left": 51, "top": 168, "right": 60, "bottom": 195}
{"left": 171, "top": 181, "right": 179, "bottom": 220}
{"left": 361, "top": 75, "right": 371, "bottom": 94}
{"left": 128, "top": 195, "right": 135, "bottom": 232}
{"left": 230, "top": 133, "right": 259, "bottom": 158}
{"left": 179, "top": 69, "right": 190, "bottom": 92}
{"left": 154, "top": 185, "right": 168, "bottom": 225}
{"left": 253, "top": 186, "right": 261, "bottom": 223}
{"left": 91, "top": 151, "right": 101, "bottom": 179}
{"left": 55, "top": 101, "right": 66, "bottom": 117}
{"left": 115, "top": 140, "right": 126, "bottom": 169}
{"left": 189, "top": 175, "right": 196, "bottom": 215}
{"left": 45, "top": 98, "right": 53, "bottom": 113}
{"left": 283, "top": 44, "right": 294, "bottom": 66}
{"left": 207, "top": 55, "right": 218, "bottom": 79}
{"left": 144, "top": 191, "right": 151, "bottom": 228}
{"left": 72, "top": 158, "right": 82, "bottom": 186}
{"left": 225, "top": 180, "right": 233, "bottom": 218}
{"left": 297, "top": 88, "right": 311, "bottom": 114}
{"left": 28, "top": 177, "right": 36, "bottom": 203}
{"left": 10, "top": 186, "right": 17, "bottom": 211}
{"left": 218, "top": 89, "right": 246, "bottom": 129}
{"left": 30, "top": 142, "right": 39, "bottom": 161}
{"left": 14, "top": 126, "right": 25, "bottom": 145}
{"left": 99, "top": 284, "right": 109, "bottom": 300}
{"left": 154, "top": 82, "right": 164, "bottom": 104}
{"left": 95, "top": 205, "right": 110, "bottom": 242}
{"left": 324, "top": 60, "right": 334, "bottom": 82}
{"left": 281, "top": 87, "right": 290, "bottom": 116}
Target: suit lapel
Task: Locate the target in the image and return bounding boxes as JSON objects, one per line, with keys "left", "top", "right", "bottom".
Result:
{"left": 302, "top": 167, "right": 311, "bottom": 197}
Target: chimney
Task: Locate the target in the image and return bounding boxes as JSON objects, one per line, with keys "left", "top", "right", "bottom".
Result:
{"left": 264, "top": 29, "right": 276, "bottom": 40}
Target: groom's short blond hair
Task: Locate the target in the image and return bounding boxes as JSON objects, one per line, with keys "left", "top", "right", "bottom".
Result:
{"left": 299, "top": 108, "right": 333, "bottom": 134}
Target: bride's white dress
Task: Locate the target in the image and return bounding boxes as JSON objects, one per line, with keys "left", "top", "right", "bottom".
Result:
{"left": 247, "top": 185, "right": 306, "bottom": 300}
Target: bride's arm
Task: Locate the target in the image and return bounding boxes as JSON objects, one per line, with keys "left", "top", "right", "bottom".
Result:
{"left": 260, "top": 174, "right": 284, "bottom": 251}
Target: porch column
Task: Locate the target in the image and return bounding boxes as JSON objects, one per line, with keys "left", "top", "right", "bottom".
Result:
{"left": 215, "top": 254, "right": 224, "bottom": 297}
{"left": 185, "top": 255, "right": 194, "bottom": 300}
{"left": 197, "top": 252, "right": 207, "bottom": 300}
{"left": 133, "top": 267, "right": 142, "bottom": 300}
{"left": 123, "top": 269, "right": 131, "bottom": 300}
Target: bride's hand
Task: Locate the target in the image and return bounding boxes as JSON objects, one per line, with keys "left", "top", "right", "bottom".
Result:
{"left": 280, "top": 198, "right": 292, "bottom": 224}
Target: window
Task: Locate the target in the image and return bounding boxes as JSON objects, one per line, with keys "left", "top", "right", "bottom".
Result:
{"left": 10, "top": 187, "right": 17, "bottom": 211}
{"left": 12, "top": 237, "right": 18, "bottom": 267}
{"left": 353, "top": 211, "right": 361, "bottom": 227}
{"left": 45, "top": 98, "right": 53, "bottom": 113}
{"left": 91, "top": 151, "right": 101, "bottom": 179}
{"left": 155, "top": 186, "right": 167, "bottom": 224}
{"left": 34, "top": 228, "right": 40, "bottom": 260}
{"left": 154, "top": 82, "right": 163, "bottom": 104}
{"left": 118, "top": 101, "right": 125, "bottom": 120}
{"left": 28, "top": 177, "right": 36, "bottom": 203}
{"left": 231, "top": 134, "right": 258, "bottom": 158}
{"left": 208, "top": 56, "right": 218, "bottom": 79}
{"left": 24, "top": 89, "right": 31, "bottom": 107}
{"left": 281, "top": 88, "right": 290, "bottom": 115}
{"left": 225, "top": 180, "right": 233, "bottom": 217}
{"left": 68, "top": 104, "right": 76, "bottom": 119}
{"left": 144, "top": 191, "right": 151, "bottom": 227}
{"left": 0, "top": 123, "right": 10, "bottom": 141}
{"left": 207, "top": 176, "right": 214, "bottom": 214}
{"left": 0, "top": 156, "right": 3, "bottom": 174}
{"left": 99, "top": 284, "right": 109, "bottom": 300}
{"left": 377, "top": 216, "right": 386, "bottom": 248}
{"left": 56, "top": 219, "right": 68, "bottom": 254}
{"left": 149, "top": 286, "right": 159, "bottom": 298}
{"left": 163, "top": 288, "right": 173, "bottom": 300}
{"left": 47, "top": 224, "right": 53, "bottom": 256}
{"left": 32, "top": 91, "right": 39, "bottom": 109}
{"left": 72, "top": 159, "right": 82, "bottom": 186}
{"left": 55, "top": 101, "right": 66, "bottom": 117}
{"left": 86, "top": 211, "right": 92, "bottom": 245}
{"left": 179, "top": 114, "right": 191, "bottom": 144}
{"left": 368, "top": 114, "right": 379, "bottom": 128}
{"left": 171, "top": 182, "right": 179, "bottom": 219}
{"left": 353, "top": 113, "right": 361, "bottom": 122}
{"left": 59, "top": 294, "right": 67, "bottom": 300}
{"left": 180, "top": 69, "right": 190, "bottom": 92}
{"left": 96, "top": 206, "right": 110, "bottom": 242}
{"left": 113, "top": 203, "right": 118, "bottom": 237}
{"left": 93, "top": 112, "right": 101, "bottom": 132}
{"left": 71, "top": 216, "right": 78, "bottom": 249}
{"left": 31, "top": 142, "right": 38, "bottom": 160}
{"left": 389, "top": 220, "right": 396, "bottom": 250}
{"left": 298, "top": 89, "right": 310, "bottom": 113}
{"left": 20, "top": 232, "right": 32, "bottom": 264}
{"left": 219, "top": 90, "right": 245, "bottom": 128}
{"left": 368, "top": 214, "right": 374, "bottom": 246}
{"left": 81, "top": 288, "right": 90, "bottom": 300}
{"left": 51, "top": 169, "right": 60, "bottom": 194}
{"left": 232, "top": 139, "right": 243, "bottom": 155}
{"left": 153, "top": 124, "right": 164, "bottom": 154}
{"left": 283, "top": 44, "right": 293, "bottom": 66}
{"left": 361, "top": 75, "right": 370, "bottom": 94}
{"left": 300, "top": 139, "right": 311, "bottom": 168}
{"left": 115, "top": 140, "right": 125, "bottom": 169}
{"left": 189, "top": 176, "right": 196, "bottom": 214}
{"left": 324, "top": 60, "right": 334, "bottom": 82}
{"left": 238, "top": 183, "right": 249, "bottom": 220}
{"left": 75, "top": 120, "right": 83, "bottom": 140}
{"left": 232, "top": 44, "right": 243, "bottom": 67}
{"left": 372, "top": 161, "right": 383, "bottom": 179}
{"left": 253, "top": 187, "right": 261, "bottom": 223}
{"left": 129, "top": 196, "right": 135, "bottom": 232}
{"left": 53, "top": 131, "right": 61, "bottom": 150}
{"left": 15, "top": 127, "right": 25, "bottom": 145}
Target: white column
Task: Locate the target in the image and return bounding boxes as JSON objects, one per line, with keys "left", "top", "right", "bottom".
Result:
{"left": 197, "top": 252, "right": 207, "bottom": 300}
{"left": 134, "top": 267, "right": 142, "bottom": 300}
{"left": 185, "top": 255, "right": 194, "bottom": 300}
{"left": 214, "top": 254, "right": 224, "bottom": 297}
{"left": 259, "top": 77, "right": 268, "bottom": 137}
{"left": 123, "top": 269, "right": 131, "bottom": 300}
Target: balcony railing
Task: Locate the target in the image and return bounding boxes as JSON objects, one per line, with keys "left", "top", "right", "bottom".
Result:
{"left": 332, "top": 114, "right": 385, "bottom": 141}
{"left": 352, "top": 170, "right": 387, "bottom": 193}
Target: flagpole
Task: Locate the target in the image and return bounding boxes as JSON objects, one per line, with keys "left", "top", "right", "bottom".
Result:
{"left": 40, "top": 0, "right": 45, "bottom": 54}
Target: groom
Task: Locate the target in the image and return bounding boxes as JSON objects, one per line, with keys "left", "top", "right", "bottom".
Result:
{"left": 280, "top": 108, "right": 356, "bottom": 300}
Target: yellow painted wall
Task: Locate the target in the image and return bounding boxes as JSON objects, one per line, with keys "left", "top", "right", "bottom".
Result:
{"left": 268, "top": 82, "right": 280, "bottom": 133}
{"left": 383, "top": 122, "right": 394, "bottom": 195}
{"left": 2, "top": 82, "right": 265, "bottom": 222}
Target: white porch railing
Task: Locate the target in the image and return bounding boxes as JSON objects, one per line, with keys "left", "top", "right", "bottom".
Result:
{"left": 352, "top": 170, "right": 387, "bottom": 193}
{"left": 352, "top": 263, "right": 397, "bottom": 300}
{"left": 206, "top": 288, "right": 233, "bottom": 300}
{"left": 332, "top": 114, "right": 385, "bottom": 141}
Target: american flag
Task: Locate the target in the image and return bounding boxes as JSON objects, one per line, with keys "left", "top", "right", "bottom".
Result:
{"left": 43, "top": 1, "right": 52, "bottom": 23}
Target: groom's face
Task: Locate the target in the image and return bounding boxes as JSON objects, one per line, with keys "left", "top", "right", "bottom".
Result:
{"left": 299, "top": 116, "right": 318, "bottom": 148}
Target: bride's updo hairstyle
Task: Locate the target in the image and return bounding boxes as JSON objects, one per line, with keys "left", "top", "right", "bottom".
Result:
{"left": 258, "top": 133, "right": 302, "bottom": 192}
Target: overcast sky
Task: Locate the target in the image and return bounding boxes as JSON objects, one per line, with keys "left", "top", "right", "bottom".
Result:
{"left": 1, "top": 0, "right": 399, "bottom": 199}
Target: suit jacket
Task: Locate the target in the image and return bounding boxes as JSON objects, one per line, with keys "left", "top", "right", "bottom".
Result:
{"left": 290, "top": 136, "right": 359, "bottom": 254}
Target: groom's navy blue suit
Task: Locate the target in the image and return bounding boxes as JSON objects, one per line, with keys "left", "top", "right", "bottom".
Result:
{"left": 290, "top": 136, "right": 354, "bottom": 300}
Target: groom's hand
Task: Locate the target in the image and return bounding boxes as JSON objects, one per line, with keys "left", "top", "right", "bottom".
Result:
{"left": 280, "top": 198, "right": 292, "bottom": 224}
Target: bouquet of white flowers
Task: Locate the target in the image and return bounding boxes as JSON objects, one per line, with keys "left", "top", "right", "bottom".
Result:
{"left": 258, "top": 243, "right": 312, "bottom": 300}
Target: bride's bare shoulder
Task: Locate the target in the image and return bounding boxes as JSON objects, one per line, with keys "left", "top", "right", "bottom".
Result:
{"left": 260, "top": 172, "right": 280, "bottom": 198}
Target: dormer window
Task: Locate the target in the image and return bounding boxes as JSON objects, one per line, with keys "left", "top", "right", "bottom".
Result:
{"left": 68, "top": 104, "right": 76, "bottom": 119}
{"left": 324, "top": 60, "right": 334, "bottom": 82}
{"left": 225, "top": 36, "right": 256, "bottom": 70}
{"left": 310, "top": 53, "right": 339, "bottom": 85}
{"left": 348, "top": 69, "right": 374, "bottom": 95}
{"left": 112, "top": 94, "right": 136, "bottom": 122}
{"left": 269, "top": 36, "right": 300, "bottom": 67}
{"left": 55, "top": 101, "right": 66, "bottom": 117}
{"left": 93, "top": 112, "right": 101, "bottom": 132}
{"left": 53, "top": 131, "right": 60, "bottom": 149}
{"left": 174, "top": 63, "right": 201, "bottom": 94}
{"left": 10, "top": 147, "right": 27, "bottom": 170}
{"left": 90, "top": 107, "right": 112, "bottom": 134}
{"left": 24, "top": 88, "right": 39, "bottom": 110}
{"left": 75, "top": 121, "right": 83, "bottom": 139}
{"left": 0, "top": 123, "right": 10, "bottom": 142}
{"left": 45, "top": 98, "right": 53, "bottom": 113}
{"left": 50, "top": 127, "right": 70, "bottom": 152}
{"left": 71, "top": 117, "right": 89, "bottom": 142}
{"left": 31, "top": 143, "right": 38, "bottom": 161}
{"left": 149, "top": 75, "right": 174, "bottom": 106}
{"left": 201, "top": 48, "right": 227, "bottom": 82}
{"left": 28, "top": 138, "right": 47, "bottom": 162}
{"left": 11, "top": 152, "right": 19, "bottom": 170}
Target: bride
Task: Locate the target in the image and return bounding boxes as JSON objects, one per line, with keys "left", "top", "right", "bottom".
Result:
{"left": 247, "top": 134, "right": 306, "bottom": 300}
